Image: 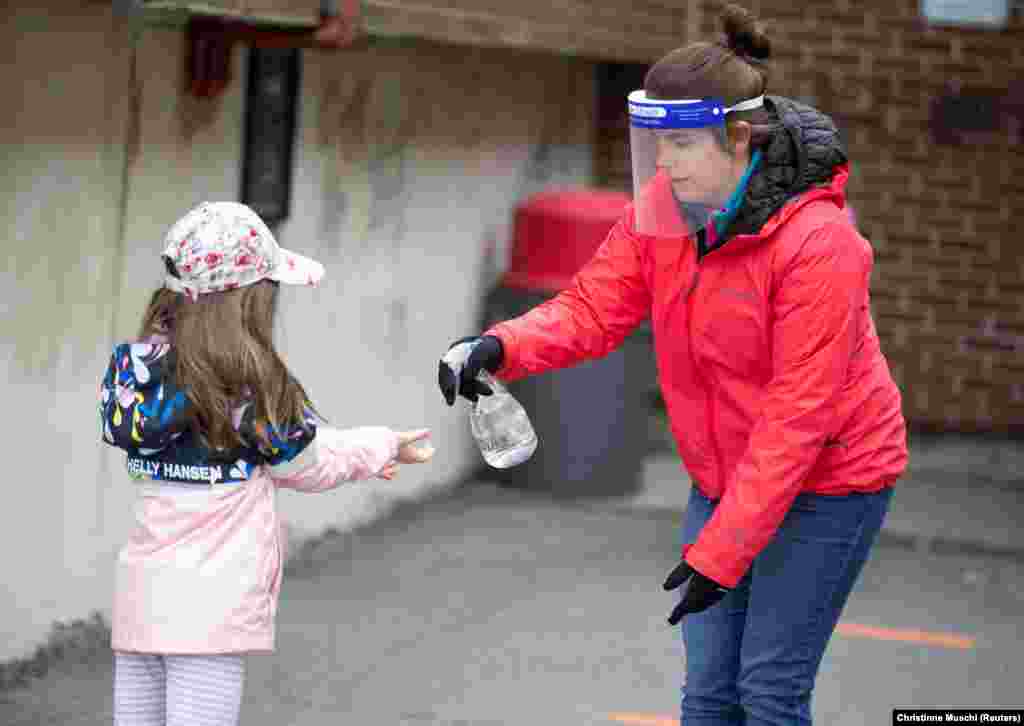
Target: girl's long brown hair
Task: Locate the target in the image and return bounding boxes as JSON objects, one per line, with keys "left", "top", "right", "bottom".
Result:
{"left": 138, "top": 279, "right": 321, "bottom": 453}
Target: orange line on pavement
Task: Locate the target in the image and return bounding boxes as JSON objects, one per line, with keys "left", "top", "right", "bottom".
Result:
{"left": 836, "top": 622, "right": 975, "bottom": 649}
{"left": 608, "top": 714, "right": 678, "bottom": 726}
{"left": 608, "top": 626, "right": 972, "bottom": 724}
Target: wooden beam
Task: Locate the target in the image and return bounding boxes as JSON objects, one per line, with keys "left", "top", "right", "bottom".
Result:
{"left": 131, "top": 1, "right": 320, "bottom": 28}
{"left": 129, "top": 0, "right": 690, "bottom": 62}
{"left": 361, "top": 0, "right": 687, "bottom": 63}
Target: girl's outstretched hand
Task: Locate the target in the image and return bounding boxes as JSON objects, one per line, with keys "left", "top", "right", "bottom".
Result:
{"left": 396, "top": 429, "right": 434, "bottom": 463}
{"left": 377, "top": 429, "right": 434, "bottom": 480}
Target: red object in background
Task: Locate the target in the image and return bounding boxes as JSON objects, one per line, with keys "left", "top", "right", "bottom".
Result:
{"left": 502, "top": 189, "right": 631, "bottom": 294}
{"left": 314, "top": 0, "right": 362, "bottom": 48}
{"left": 187, "top": 17, "right": 233, "bottom": 98}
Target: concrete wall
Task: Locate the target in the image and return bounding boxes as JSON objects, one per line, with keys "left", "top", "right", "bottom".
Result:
{"left": 1, "top": 2, "right": 594, "bottom": 661}
{"left": 1, "top": 2, "right": 137, "bottom": 665}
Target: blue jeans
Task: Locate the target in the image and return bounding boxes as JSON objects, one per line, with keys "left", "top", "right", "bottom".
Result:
{"left": 678, "top": 484, "right": 894, "bottom": 726}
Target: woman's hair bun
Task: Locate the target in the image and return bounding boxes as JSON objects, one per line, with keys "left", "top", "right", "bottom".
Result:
{"left": 720, "top": 3, "right": 771, "bottom": 62}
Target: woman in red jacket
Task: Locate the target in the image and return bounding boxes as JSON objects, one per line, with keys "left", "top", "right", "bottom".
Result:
{"left": 439, "top": 5, "right": 907, "bottom": 725}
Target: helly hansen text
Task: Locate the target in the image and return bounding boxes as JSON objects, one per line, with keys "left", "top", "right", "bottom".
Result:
{"left": 127, "top": 457, "right": 224, "bottom": 483}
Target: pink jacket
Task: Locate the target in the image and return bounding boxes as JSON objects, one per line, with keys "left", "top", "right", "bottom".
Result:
{"left": 100, "top": 339, "right": 400, "bottom": 654}
{"left": 111, "top": 425, "right": 399, "bottom": 654}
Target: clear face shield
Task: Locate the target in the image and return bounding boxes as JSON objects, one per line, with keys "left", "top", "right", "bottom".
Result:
{"left": 627, "top": 90, "right": 764, "bottom": 238}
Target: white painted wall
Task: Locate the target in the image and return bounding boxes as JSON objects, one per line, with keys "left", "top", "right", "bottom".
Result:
{"left": 1, "top": 3, "right": 594, "bottom": 660}
{"left": 2, "top": 2, "right": 137, "bottom": 665}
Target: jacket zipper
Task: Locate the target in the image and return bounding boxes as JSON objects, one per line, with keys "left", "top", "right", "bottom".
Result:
{"left": 686, "top": 250, "right": 726, "bottom": 497}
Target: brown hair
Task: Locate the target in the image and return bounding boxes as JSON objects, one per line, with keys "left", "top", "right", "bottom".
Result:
{"left": 644, "top": 3, "right": 775, "bottom": 149}
{"left": 137, "top": 278, "right": 321, "bottom": 453}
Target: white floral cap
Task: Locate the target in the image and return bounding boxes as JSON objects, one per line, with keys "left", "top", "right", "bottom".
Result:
{"left": 161, "top": 201, "right": 325, "bottom": 301}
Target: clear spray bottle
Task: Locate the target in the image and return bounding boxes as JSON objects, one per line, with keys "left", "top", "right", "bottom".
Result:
{"left": 443, "top": 341, "right": 537, "bottom": 469}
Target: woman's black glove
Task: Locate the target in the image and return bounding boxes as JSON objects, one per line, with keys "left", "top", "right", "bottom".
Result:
{"left": 438, "top": 335, "right": 505, "bottom": 405}
{"left": 663, "top": 559, "right": 730, "bottom": 625}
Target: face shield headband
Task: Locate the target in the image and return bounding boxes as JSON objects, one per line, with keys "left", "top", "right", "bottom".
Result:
{"left": 627, "top": 91, "right": 765, "bottom": 129}
{"left": 627, "top": 91, "right": 765, "bottom": 238}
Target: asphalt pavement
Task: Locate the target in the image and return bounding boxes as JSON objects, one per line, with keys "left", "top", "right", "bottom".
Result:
{"left": 4, "top": 467, "right": 1023, "bottom": 726}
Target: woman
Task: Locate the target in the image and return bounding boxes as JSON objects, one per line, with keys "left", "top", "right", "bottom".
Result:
{"left": 438, "top": 4, "right": 907, "bottom": 725}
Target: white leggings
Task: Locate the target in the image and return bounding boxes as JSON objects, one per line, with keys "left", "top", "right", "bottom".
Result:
{"left": 113, "top": 652, "right": 245, "bottom": 726}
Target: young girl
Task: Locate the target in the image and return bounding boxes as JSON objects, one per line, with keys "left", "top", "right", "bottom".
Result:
{"left": 101, "top": 201, "right": 434, "bottom": 726}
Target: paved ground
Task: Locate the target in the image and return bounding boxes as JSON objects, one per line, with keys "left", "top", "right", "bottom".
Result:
{"left": 4, "top": 475, "right": 1023, "bottom": 726}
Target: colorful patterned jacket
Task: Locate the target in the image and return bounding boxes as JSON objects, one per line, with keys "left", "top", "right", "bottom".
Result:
{"left": 100, "top": 338, "right": 315, "bottom": 485}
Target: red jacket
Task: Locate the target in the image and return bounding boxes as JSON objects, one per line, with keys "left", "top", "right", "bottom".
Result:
{"left": 486, "top": 155, "right": 908, "bottom": 588}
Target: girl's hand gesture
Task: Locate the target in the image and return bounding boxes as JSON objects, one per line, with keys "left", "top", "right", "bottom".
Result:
{"left": 377, "top": 429, "right": 434, "bottom": 480}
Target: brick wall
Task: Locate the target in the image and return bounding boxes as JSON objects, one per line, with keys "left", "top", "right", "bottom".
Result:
{"left": 597, "top": 0, "right": 1024, "bottom": 434}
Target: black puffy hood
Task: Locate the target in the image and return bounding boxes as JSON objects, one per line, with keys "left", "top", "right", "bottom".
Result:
{"left": 726, "top": 95, "right": 849, "bottom": 239}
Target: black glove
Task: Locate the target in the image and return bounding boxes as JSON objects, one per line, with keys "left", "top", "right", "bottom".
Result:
{"left": 438, "top": 335, "right": 505, "bottom": 406}
{"left": 663, "top": 559, "right": 729, "bottom": 625}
